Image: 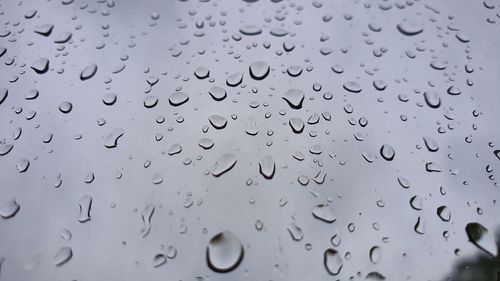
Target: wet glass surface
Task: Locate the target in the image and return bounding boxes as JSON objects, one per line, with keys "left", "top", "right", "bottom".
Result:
{"left": 0, "top": 0, "right": 499, "bottom": 280}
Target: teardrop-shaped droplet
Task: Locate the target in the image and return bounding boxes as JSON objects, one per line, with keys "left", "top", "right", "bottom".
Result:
{"left": 410, "top": 195, "right": 423, "bottom": 210}
{"left": 465, "top": 222, "right": 497, "bottom": 256}
{"left": 206, "top": 231, "right": 244, "bottom": 273}
{"left": 249, "top": 61, "right": 270, "bottom": 80}
{"left": 211, "top": 154, "right": 237, "bottom": 177}
{"left": 80, "top": 63, "right": 98, "bottom": 80}
{"left": 259, "top": 155, "right": 275, "bottom": 179}
{"left": 324, "top": 248, "right": 343, "bottom": 275}
{"left": 169, "top": 92, "right": 189, "bottom": 106}
{"left": 0, "top": 199, "right": 20, "bottom": 219}
{"left": 423, "top": 137, "right": 439, "bottom": 152}
{"left": 312, "top": 204, "right": 336, "bottom": 223}
{"left": 78, "top": 195, "right": 92, "bottom": 223}
{"left": 423, "top": 91, "right": 441, "bottom": 108}
{"left": 380, "top": 144, "right": 395, "bottom": 161}
{"left": 282, "top": 89, "right": 304, "bottom": 109}
{"left": 447, "top": 85, "right": 462, "bottom": 96}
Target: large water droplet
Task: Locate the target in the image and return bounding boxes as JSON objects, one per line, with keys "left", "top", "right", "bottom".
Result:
{"left": 53, "top": 246, "right": 72, "bottom": 266}
{"left": 282, "top": 89, "right": 304, "bottom": 109}
{"left": 289, "top": 118, "right": 305, "bottom": 134}
{"left": 0, "top": 199, "right": 20, "bottom": 219}
{"left": 211, "top": 154, "right": 237, "bottom": 177}
{"left": 423, "top": 91, "right": 441, "bottom": 108}
{"left": 31, "top": 58, "right": 49, "bottom": 74}
{"left": 422, "top": 137, "right": 439, "bottom": 152}
{"left": 397, "top": 21, "right": 423, "bottom": 35}
{"left": 104, "top": 128, "right": 124, "bottom": 148}
{"left": 208, "top": 115, "right": 228, "bottom": 129}
{"left": 465, "top": 222, "right": 498, "bottom": 256}
{"left": 78, "top": 195, "right": 92, "bottom": 223}
{"left": 312, "top": 204, "right": 336, "bottom": 223}
{"left": 206, "top": 231, "right": 244, "bottom": 272}
{"left": 169, "top": 92, "right": 189, "bottom": 106}
{"left": 249, "top": 61, "right": 270, "bottom": 80}
{"left": 209, "top": 86, "right": 227, "bottom": 101}
{"left": 324, "top": 248, "right": 343, "bottom": 275}
{"left": 80, "top": 63, "right": 98, "bottom": 80}
{"left": 380, "top": 144, "right": 395, "bottom": 161}
{"left": 259, "top": 155, "right": 275, "bottom": 179}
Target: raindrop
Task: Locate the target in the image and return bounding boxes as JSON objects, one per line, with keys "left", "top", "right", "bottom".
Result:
{"left": 259, "top": 155, "right": 275, "bottom": 179}
{"left": 343, "top": 81, "right": 362, "bottom": 93}
{"left": 31, "top": 58, "right": 49, "bottom": 74}
{"left": 209, "top": 86, "right": 227, "bottom": 101}
{"left": 249, "top": 61, "right": 270, "bottom": 80}
{"left": 423, "top": 91, "right": 441, "bottom": 108}
{"left": 397, "top": 21, "right": 423, "bottom": 35}
{"left": 226, "top": 72, "right": 243, "bottom": 87}
{"left": 0, "top": 199, "right": 20, "bottom": 219}
{"left": 369, "top": 246, "right": 381, "bottom": 264}
{"left": 423, "top": 137, "right": 439, "bottom": 152}
{"left": 144, "top": 96, "right": 159, "bottom": 108}
{"left": 312, "top": 204, "right": 336, "bottom": 223}
{"left": 282, "top": 89, "right": 305, "bottom": 109}
{"left": 208, "top": 115, "right": 228, "bottom": 129}
{"left": 104, "top": 128, "right": 124, "bottom": 148}
{"left": 53, "top": 246, "right": 72, "bottom": 266}
{"left": 78, "top": 195, "right": 92, "bottom": 223}
{"left": 287, "top": 222, "right": 303, "bottom": 241}
{"left": 465, "top": 222, "right": 497, "bottom": 256}
{"left": 324, "top": 249, "right": 343, "bottom": 275}
{"left": 139, "top": 204, "right": 155, "bottom": 237}
{"left": 211, "top": 154, "right": 237, "bottom": 177}
{"left": 169, "top": 92, "right": 189, "bottom": 106}
{"left": 80, "top": 63, "right": 97, "bottom": 80}
{"left": 289, "top": 118, "right": 305, "bottom": 134}
{"left": 16, "top": 159, "right": 30, "bottom": 173}
{"left": 206, "top": 231, "right": 244, "bottom": 272}
{"left": 380, "top": 144, "right": 395, "bottom": 161}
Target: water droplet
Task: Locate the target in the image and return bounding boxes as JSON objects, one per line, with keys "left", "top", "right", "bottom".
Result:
{"left": 211, "top": 154, "right": 237, "bottom": 177}
{"left": 169, "top": 92, "right": 189, "bottom": 106}
{"left": 194, "top": 66, "right": 210, "bottom": 79}
{"left": 396, "top": 21, "right": 423, "bottom": 35}
{"left": 369, "top": 246, "right": 382, "bottom": 264}
{"left": 140, "top": 204, "right": 155, "bottom": 237}
{"left": 153, "top": 254, "right": 167, "bottom": 268}
{"left": 422, "top": 137, "right": 439, "bottom": 152}
{"left": 423, "top": 91, "right": 441, "bottom": 108}
{"left": 380, "top": 144, "right": 395, "bottom": 161}
{"left": 249, "top": 61, "right": 270, "bottom": 80}
{"left": 414, "top": 216, "right": 425, "bottom": 234}
{"left": 259, "top": 155, "right": 275, "bottom": 179}
{"left": 206, "top": 231, "right": 244, "bottom": 272}
{"left": 0, "top": 199, "right": 20, "bottom": 219}
{"left": 324, "top": 248, "right": 343, "bottom": 275}
{"left": 199, "top": 138, "right": 214, "bottom": 149}
{"left": 312, "top": 204, "right": 336, "bottom": 223}
{"left": 209, "top": 86, "right": 227, "bottom": 101}
{"left": 0, "top": 144, "right": 14, "bottom": 156}
{"left": 144, "top": 96, "right": 159, "bottom": 108}
{"left": 283, "top": 89, "right": 304, "bottom": 109}
{"left": 53, "top": 246, "right": 72, "bottom": 266}
{"left": 343, "top": 81, "right": 362, "bottom": 93}
{"left": 289, "top": 118, "right": 305, "bottom": 134}
{"left": 239, "top": 25, "right": 262, "bottom": 35}
{"left": 59, "top": 101, "right": 72, "bottom": 113}
{"left": 437, "top": 206, "right": 451, "bottom": 222}
{"left": 287, "top": 222, "right": 303, "bottom": 241}
{"left": 104, "top": 128, "right": 124, "bottom": 148}
{"left": 16, "top": 159, "right": 30, "bottom": 173}
{"left": 226, "top": 72, "right": 243, "bottom": 87}
{"left": 31, "top": 58, "right": 49, "bottom": 74}
{"left": 78, "top": 195, "right": 92, "bottom": 223}
{"left": 465, "top": 222, "right": 497, "bottom": 256}
{"left": 208, "top": 115, "right": 228, "bottom": 129}
{"left": 80, "top": 63, "right": 97, "bottom": 80}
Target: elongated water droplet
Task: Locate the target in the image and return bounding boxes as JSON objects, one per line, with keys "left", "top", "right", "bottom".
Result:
{"left": 16, "top": 159, "right": 30, "bottom": 173}
{"left": 259, "top": 155, "right": 275, "bottom": 179}
{"left": 104, "top": 128, "right": 124, "bottom": 148}
{"left": 78, "top": 195, "right": 92, "bottom": 223}
{"left": 324, "top": 248, "right": 343, "bottom": 275}
{"left": 199, "top": 138, "right": 214, "bottom": 149}
{"left": 343, "top": 81, "right": 362, "bottom": 93}
{"left": 80, "top": 63, "right": 97, "bottom": 80}
{"left": 414, "top": 216, "right": 425, "bottom": 234}
{"left": 226, "top": 72, "right": 243, "bottom": 87}
{"left": 140, "top": 204, "right": 155, "bottom": 237}
{"left": 423, "top": 137, "right": 439, "bottom": 152}
{"left": 397, "top": 21, "right": 423, "bottom": 35}
{"left": 423, "top": 91, "right": 441, "bottom": 108}
{"left": 153, "top": 254, "right": 167, "bottom": 268}
{"left": 312, "top": 204, "right": 336, "bottom": 223}
{"left": 31, "top": 58, "right": 49, "bottom": 74}
{"left": 54, "top": 246, "right": 72, "bottom": 266}
{"left": 211, "top": 154, "right": 237, "bottom": 177}
{"left": 289, "top": 117, "right": 305, "bottom": 134}
{"left": 369, "top": 246, "right": 381, "bottom": 264}
{"left": 0, "top": 144, "right": 13, "bottom": 156}
{"left": 287, "top": 222, "right": 303, "bottom": 241}
{"left": 0, "top": 87, "right": 8, "bottom": 105}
